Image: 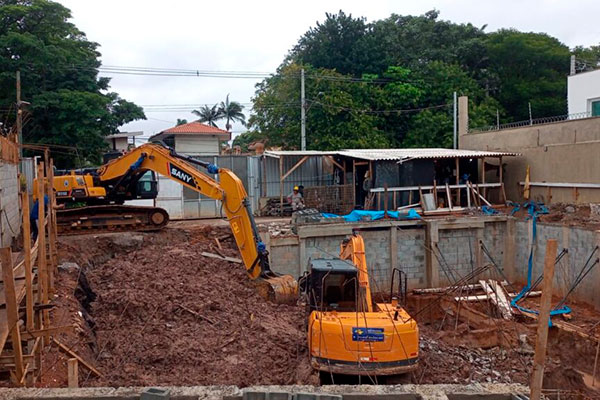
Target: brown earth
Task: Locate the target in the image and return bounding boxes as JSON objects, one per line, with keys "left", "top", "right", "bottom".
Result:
{"left": 513, "top": 203, "right": 600, "bottom": 230}
{"left": 41, "top": 225, "right": 315, "bottom": 387}
{"left": 34, "top": 221, "right": 600, "bottom": 397}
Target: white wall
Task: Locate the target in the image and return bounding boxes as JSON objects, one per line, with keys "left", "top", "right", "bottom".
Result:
{"left": 174, "top": 135, "right": 220, "bottom": 155}
{"left": 568, "top": 69, "right": 600, "bottom": 115}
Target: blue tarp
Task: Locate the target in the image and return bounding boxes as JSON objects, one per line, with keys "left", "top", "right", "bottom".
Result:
{"left": 322, "top": 209, "right": 421, "bottom": 222}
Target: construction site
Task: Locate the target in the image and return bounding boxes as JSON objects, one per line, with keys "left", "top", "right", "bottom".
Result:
{"left": 0, "top": 96, "right": 599, "bottom": 400}
{"left": 2, "top": 2, "right": 600, "bottom": 399}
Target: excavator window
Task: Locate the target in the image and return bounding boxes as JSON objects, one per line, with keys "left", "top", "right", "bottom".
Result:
{"left": 306, "top": 259, "right": 358, "bottom": 312}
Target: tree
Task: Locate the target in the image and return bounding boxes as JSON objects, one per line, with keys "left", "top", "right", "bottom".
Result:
{"left": 0, "top": 0, "right": 145, "bottom": 167}
{"left": 219, "top": 94, "right": 245, "bottom": 131}
{"left": 192, "top": 104, "right": 222, "bottom": 127}
{"left": 176, "top": 118, "right": 188, "bottom": 126}
{"left": 486, "top": 30, "right": 570, "bottom": 121}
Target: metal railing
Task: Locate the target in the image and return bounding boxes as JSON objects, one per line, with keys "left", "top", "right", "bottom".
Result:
{"left": 469, "top": 111, "right": 594, "bottom": 133}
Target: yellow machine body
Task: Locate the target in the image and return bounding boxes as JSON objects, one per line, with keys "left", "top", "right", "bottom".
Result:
{"left": 306, "top": 233, "right": 419, "bottom": 376}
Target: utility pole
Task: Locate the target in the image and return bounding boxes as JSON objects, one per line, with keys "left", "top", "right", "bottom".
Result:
{"left": 528, "top": 102, "right": 533, "bottom": 125}
{"left": 453, "top": 91, "right": 457, "bottom": 149}
{"left": 570, "top": 55, "right": 576, "bottom": 76}
{"left": 496, "top": 109, "right": 500, "bottom": 130}
{"left": 300, "top": 68, "right": 306, "bottom": 151}
{"left": 16, "top": 71, "right": 22, "bottom": 157}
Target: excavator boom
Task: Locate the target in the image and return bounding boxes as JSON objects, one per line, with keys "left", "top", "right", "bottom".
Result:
{"left": 46, "top": 143, "right": 297, "bottom": 303}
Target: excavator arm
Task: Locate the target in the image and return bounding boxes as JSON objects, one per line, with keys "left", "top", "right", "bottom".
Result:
{"left": 97, "top": 143, "right": 297, "bottom": 302}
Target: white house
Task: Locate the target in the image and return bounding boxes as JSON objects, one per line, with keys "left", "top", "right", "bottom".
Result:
{"left": 104, "top": 131, "right": 143, "bottom": 152}
{"left": 149, "top": 121, "right": 231, "bottom": 155}
{"left": 149, "top": 122, "right": 232, "bottom": 219}
{"left": 568, "top": 68, "right": 600, "bottom": 116}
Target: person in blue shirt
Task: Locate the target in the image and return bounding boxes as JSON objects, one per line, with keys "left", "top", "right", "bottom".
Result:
{"left": 30, "top": 195, "right": 49, "bottom": 241}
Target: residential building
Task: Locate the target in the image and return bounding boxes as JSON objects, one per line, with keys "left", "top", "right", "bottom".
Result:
{"left": 149, "top": 121, "right": 231, "bottom": 155}
{"left": 568, "top": 68, "right": 600, "bottom": 116}
{"left": 104, "top": 131, "right": 143, "bottom": 152}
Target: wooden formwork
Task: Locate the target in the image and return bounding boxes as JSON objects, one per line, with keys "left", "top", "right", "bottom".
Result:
{"left": 0, "top": 160, "right": 61, "bottom": 386}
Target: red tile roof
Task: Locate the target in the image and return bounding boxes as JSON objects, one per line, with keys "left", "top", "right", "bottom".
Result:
{"left": 162, "top": 121, "right": 229, "bottom": 135}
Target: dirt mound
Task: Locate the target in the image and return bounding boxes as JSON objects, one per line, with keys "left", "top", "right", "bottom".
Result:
{"left": 47, "top": 226, "right": 315, "bottom": 387}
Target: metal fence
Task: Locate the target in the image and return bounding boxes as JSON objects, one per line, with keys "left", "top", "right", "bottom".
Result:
{"left": 469, "top": 111, "right": 594, "bottom": 133}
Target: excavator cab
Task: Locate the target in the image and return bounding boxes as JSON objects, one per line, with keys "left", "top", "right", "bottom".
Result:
{"left": 303, "top": 259, "right": 359, "bottom": 312}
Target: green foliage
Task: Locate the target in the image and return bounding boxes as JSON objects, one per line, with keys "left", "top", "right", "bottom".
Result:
{"left": 0, "top": 0, "right": 145, "bottom": 167}
{"left": 220, "top": 94, "right": 245, "bottom": 131}
{"left": 486, "top": 30, "right": 570, "bottom": 121}
{"left": 251, "top": 10, "right": 575, "bottom": 149}
{"left": 232, "top": 130, "right": 265, "bottom": 152}
{"left": 192, "top": 104, "right": 221, "bottom": 127}
{"left": 176, "top": 118, "right": 188, "bottom": 126}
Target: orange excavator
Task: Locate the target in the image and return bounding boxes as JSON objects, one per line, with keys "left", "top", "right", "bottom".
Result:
{"left": 35, "top": 143, "right": 297, "bottom": 303}
{"left": 301, "top": 230, "right": 419, "bottom": 379}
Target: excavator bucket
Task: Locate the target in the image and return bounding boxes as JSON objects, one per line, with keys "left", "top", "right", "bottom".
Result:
{"left": 255, "top": 274, "right": 298, "bottom": 304}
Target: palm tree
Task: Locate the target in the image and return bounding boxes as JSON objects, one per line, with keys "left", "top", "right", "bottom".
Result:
{"left": 192, "top": 104, "right": 222, "bottom": 127}
{"left": 219, "top": 94, "right": 245, "bottom": 132}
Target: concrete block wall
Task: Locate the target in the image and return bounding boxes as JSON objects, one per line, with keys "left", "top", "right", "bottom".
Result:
{"left": 514, "top": 221, "right": 600, "bottom": 309}
{"left": 268, "top": 218, "right": 508, "bottom": 293}
{"left": 0, "top": 162, "right": 20, "bottom": 247}
{"left": 396, "top": 228, "right": 426, "bottom": 288}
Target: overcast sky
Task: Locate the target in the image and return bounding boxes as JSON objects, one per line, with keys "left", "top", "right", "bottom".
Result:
{"left": 57, "top": 0, "right": 599, "bottom": 142}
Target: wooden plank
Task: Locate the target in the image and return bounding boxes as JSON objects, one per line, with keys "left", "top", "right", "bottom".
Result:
{"left": 479, "top": 280, "right": 512, "bottom": 320}
{"left": 52, "top": 338, "right": 102, "bottom": 377}
{"left": 46, "top": 160, "right": 56, "bottom": 295}
{"left": 20, "top": 192, "right": 34, "bottom": 331}
{"left": 200, "top": 252, "right": 242, "bottom": 264}
{"left": 488, "top": 280, "right": 514, "bottom": 320}
{"left": 20, "top": 325, "right": 75, "bottom": 341}
{"left": 37, "top": 163, "right": 49, "bottom": 334}
{"left": 455, "top": 291, "right": 541, "bottom": 301}
{"left": 472, "top": 186, "right": 492, "bottom": 207}
{"left": 68, "top": 358, "right": 78, "bottom": 388}
{"left": 455, "top": 157, "right": 460, "bottom": 205}
{"left": 530, "top": 239, "right": 558, "bottom": 400}
{"left": 281, "top": 155, "right": 309, "bottom": 181}
{"left": 518, "top": 181, "right": 600, "bottom": 189}
{"left": 1, "top": 248, "right": 25, "bottom": 384}
{"left": 445, "top": 183, "right": 453, "bottom": 210}
{"left": 370, "top": 182, "right": 502, "bottom": 193}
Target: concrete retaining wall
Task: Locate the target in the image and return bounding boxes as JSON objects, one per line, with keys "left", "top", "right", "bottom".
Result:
{"left": 268, "top": 216, "right": 508, "bottom": 292}
{"left": 514, "top": 220, "right": 600, "bottom": 309}
{"left": 0, "top": 161, "right": 20, "bottom": 247}
{"left": 460, "top": 116, "right": 600, "bottom": 203}
{"left": 268, "top": 216, "right": 600, "bottom": 310}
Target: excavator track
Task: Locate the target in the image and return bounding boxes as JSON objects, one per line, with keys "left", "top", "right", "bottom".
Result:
{"left": 57, "top": 205, "right": 169, "bottom": 235}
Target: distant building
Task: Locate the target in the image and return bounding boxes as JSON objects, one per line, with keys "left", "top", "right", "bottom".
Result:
{"left": 104, "top": 131, "right": 143, "bottom": 152}
{"left": 568, "top": 68, "right": 600, "bottom": 116}
{"left": 149, "top": 121, "right": 231, "bottom": 155}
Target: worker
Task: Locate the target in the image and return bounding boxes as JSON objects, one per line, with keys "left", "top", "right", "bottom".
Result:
{"left": 287, "top": 186, "right": 305, "bottom": 211}
{"left": 30, "top": 192, "right": 64, "bottom": 241}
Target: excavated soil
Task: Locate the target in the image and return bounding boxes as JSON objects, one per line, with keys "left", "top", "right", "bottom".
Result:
{"left": 43, "top": 226, "right": 315, "bottom": 387}
{"left": 36, "top": 221, "right": 600, "bottom": 396}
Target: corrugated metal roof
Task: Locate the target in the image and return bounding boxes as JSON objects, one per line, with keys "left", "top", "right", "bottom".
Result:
{"left": 337, "top": 148, "right": 520, "bottom": 161}
{"left": 264, "top": 148, "right": 519, "bottom": 161}
{"left": 264, "top": 150, "right": 338, "bottom": 158}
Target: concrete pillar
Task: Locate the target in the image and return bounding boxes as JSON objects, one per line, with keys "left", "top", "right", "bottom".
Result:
{"left": 299, "top": 238, "right": 307, "bottom": 275}
{"left": 390, "top": 226, "right": 398, "bottom": 291}
{"left": 425, "top": 221, "right": 440, "bottom": 287}
{"left": 458, "top": 96, "right": 469, "bottom": 140}
{"left": 504, "top": 218, "right": 516, "bottom": 282}
{"left": 476, "top": 227, "right": 484, "bottom": 280}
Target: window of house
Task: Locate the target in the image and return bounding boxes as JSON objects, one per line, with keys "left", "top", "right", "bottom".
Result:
{"left": 592, "top": 100, "right": 600, "bottom": 117}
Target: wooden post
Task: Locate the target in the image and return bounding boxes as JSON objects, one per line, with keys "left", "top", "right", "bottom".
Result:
{"left": 279, "top": 156, "right": 283, "bottom": 215}
{"left": 1, "top": 248, "right": 25, "bottom": 384}
{"left": 530, "top": 239, "right": 558, "bottom": 400}
{"left": 20, "top": 191, "right": 34, "bottom": 331}
{"left": 45, "top": 160, "right": 55, "bottom": 294}
{"left": 352, "top": 159, "right": 356, "bottom": 209}
{"left": 498, "top": 156, "right": 503, "bottom": 203}
{"left": 36, "top": 163, "right": 49, "bottom": 332}
{"left": 455, "top": 157, "right": 460, "bottom": 206}
{"left": 48, "top": 159, "right": 58, "bottom": 268}
{"left": 383, "top": 184, "right": 389, "bottom": 217}
{"left": 481, "top": 157, "right": 486, "bottom": 199}
{"left": 67, "top": 358, "right": 78, "bottom": 388}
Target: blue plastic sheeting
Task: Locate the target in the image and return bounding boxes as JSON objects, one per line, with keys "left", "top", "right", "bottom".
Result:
{"left": 322, "top": 209, "right": 421, "bottom": 222}
{"left": 481, "top": 205, "right": 499, "bottom": 215}
{"left": 510, "top": 201, "right": 571, "bottom": 326}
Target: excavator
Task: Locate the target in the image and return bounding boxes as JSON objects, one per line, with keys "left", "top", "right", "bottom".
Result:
{"left": 301, "top": 230, "right": 419, "bottom": 380}
{"left": 35, "top": 142, "right": 297, "bottom": 303}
